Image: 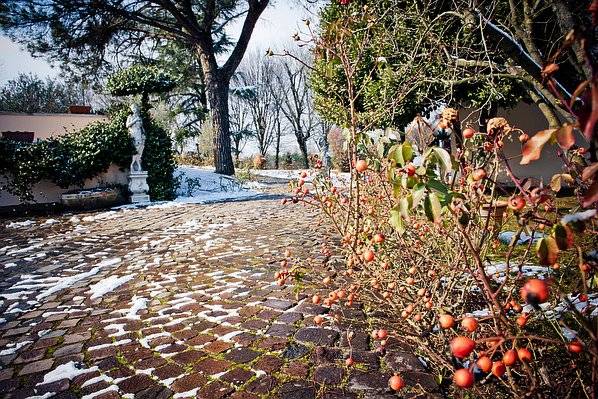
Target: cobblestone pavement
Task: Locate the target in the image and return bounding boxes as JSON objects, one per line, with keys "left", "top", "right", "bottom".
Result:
{"left": 0, "top": 190, "right": 436, "bottom": 398}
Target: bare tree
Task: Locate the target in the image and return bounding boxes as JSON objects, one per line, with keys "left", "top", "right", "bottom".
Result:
{"left": 272, "top": 51, "right": 317, "bottom": 168}
{"left": 233, "top": 52, "right": 278, "bottom": 158}
{"left": 229, "top": 89, "right": 253, "bottom": 166}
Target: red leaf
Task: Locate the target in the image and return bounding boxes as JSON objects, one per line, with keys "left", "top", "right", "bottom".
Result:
{"left": 583, "top": 83, "right": 598, "bottom": 141}
{"left": 555, "top": 124, "right": 575, "bottom": 150}
{"left": 581, "top": 163, "right": 598, "bottom": 182}
{"left": 520, "top": 129, "right": 556, "bottom": 165}
{"left": 582, "top": 181, "right": 598, "bottom": 208}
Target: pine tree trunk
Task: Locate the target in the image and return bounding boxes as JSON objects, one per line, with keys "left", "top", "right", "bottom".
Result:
{"left": 205, "top": 77, "right": 235, "bottom": 175}
{"left": 275, "top": 121, "right": 281, "bottom": 169}
{"left": 298, "top": 137, "right": 309, "bottom": 169}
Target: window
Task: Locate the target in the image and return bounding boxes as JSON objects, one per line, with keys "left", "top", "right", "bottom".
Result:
{"left": 1, "top": 131, "right": 35, "bottom": 143}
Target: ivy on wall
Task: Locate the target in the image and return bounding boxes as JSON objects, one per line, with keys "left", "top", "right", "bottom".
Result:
{"left": 0, "top": 109, "right": 135, "bottom": 202}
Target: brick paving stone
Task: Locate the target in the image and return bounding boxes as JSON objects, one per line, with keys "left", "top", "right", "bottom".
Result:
{"left": 3, "top": 327, "right": 31, "bottom": 337}
{"left": 277, "top": 312, "right": 303, "bottom": 324}
{"left": 253, "top": 354, "right": 284, "bottom": 373}
{"left": 53, "top": 343, "right": 84, "bottom": 357}
{"left": 384, "top": 350, "right": 424, "bottom": 372}
{"left": 194, "top": 358, "right": 233, "bottom": 374}
{"left": 282, "top": 343, "right": 309, "bottom": 360}
{"left": 230, "top": 391, "right": 260, "bottom": 399}
{"left": 277, "top": 381, "right": 316, "bottom": 399}
{"left": 136, "top": 385, "right": 173, "bottom": 399}
{"left": 225, "top": 348, "right": 260, "bottom": 363}
{"left": 19, "top": 358, "right": 53, "bottom": 375}
{"left": 233, "top": 332, "right": 259, "bottom": 347}
{"left": 266, "top": 323, "right": 295, "bottom": 337}
{"left": 33, "top": 337, "right": 61, "bottom": 349}
{"left": 348, "top": 371, "right": 393, "bottom": 392}
{"left": 314, "top": 365, "right": 345, "bottom": 384}
{"left": 154, "top": 363, "right": 185, "bottom": 379}
{"left": 171, "top": 349, "right": 205, "bottom": 365}
{"left": 199, "top": 381, "right": 234, "bottom": 399}
{"left": 295, "top": 328, "right": 339, "bottom": 346}
{"left": 282, "top": 362, "right": 310, "bottom": 379}
{"left": 0, "top": 367, "right": 14, "bottom": 381}
{"left": 203, "top": 340, "right": 233, "bottom": 354}
{"left": 63, "top": 333, "right": 91, "bottom": 344}
{"left": 171, "top": 372, "right": 208, "bottom": 393}
{"left": 262, "top": 299, "right": 296, "bottom": 310}
{"left": 117, "top": 374, "right": 156, "bottom": 394}
{"left": 187, "top": 334, "right": 215, "bottom": 346}
{"left": 221, "top": 367, "right": 255, "bottom": 385}
{"left": 246, "top": 375, "right": 278, "bottom": 395}
{"left": 14, "top": 348, "right": 45, "bottom": 364}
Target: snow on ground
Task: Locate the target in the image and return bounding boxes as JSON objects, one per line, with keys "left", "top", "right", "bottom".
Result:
{"left": 6, "top": 220, "right": 35, "bottom": 228}
{"left": 252, "top": 168, "right": 351, "bottom": 186}
{"left": 39, "top": 361, "right": 99, "bottom": 385}
{"left": 172, "top": 166, "right": 264, "bottom": 204}
{"left": 88, "top": 274, "right": 135, "bottom": 300}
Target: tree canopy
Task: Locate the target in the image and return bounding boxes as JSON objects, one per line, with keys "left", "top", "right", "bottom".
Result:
{"left": 1, "top": 0, "right": 270, "bottom": 175}
{"left": 0, "top": 73, "right": 90, "bottom": 113}
{"left": 311, "top": 0, "right": 591, "bottom": 131}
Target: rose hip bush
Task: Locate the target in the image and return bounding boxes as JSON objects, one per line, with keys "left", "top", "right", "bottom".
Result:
{"left": 280, "top": 120, "right": 596, "bottom": 396}
{"left": 277, "top": 4, "right": 598, "bottom": 398}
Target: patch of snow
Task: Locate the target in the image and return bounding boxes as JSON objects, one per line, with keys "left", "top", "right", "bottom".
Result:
{"left": 498, "top": 231, "right": 546, "bottom": 246}
{"left": 6, "top": 220, "right": 35, "bottom": 228}
{"left": 87, "top": 339, "right": 131, "bottom": 351}
{"left": 562, "top": 209, "right": 597, "bottom": 224}
{"left": 0, "top": 340, "right": 32, "bottom": 356}
{"left": 124, "top": 296, "right": 148, "bottom": 319}
{"left": 88, "top": 274, "right": 134, "bottom": 300}
{"left": 173, "top": 388, "right": 199, "bottom": 398}
{"left": 38, "top": 361, "right": 98, "bottom": 385}
{"left": 28, "top": 393, "right": 55, "bottom": 399}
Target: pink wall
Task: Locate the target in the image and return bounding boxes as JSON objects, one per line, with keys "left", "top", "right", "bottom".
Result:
{"left": 461, "top": 103, "right": 587, "bottom": 184}
{"left": 0, "top": 112, "right": 108, "bottom": 140}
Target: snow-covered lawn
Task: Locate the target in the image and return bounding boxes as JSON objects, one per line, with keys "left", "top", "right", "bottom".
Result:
{"left": 252, "top": 168, "right": 351, "bottom": 186}
{"left": 168, "top": 166, "right": 265, "bottom": 205}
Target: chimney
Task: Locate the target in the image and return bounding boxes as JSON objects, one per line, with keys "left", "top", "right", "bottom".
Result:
{"left": 68, "top": 105, "right": 92, "bottom": 114}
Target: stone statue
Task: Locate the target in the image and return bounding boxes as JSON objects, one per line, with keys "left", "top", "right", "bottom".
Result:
{"left": 127, "top": 103, "right": 145, "bottom": 172}
{"left": 126, "top": 103, "right": 150, "bottom": 203}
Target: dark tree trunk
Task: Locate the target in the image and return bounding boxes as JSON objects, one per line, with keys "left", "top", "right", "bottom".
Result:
{"left": 275, "top": 120, "right": 281, "bottom": 169}
{"left": 298, "top": 135, "right": 309, "bottom": 168}
{"left": 205, "top": 76, "right": 235, "bottom": 175}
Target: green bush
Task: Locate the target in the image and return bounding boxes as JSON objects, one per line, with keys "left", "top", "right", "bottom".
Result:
{"left": 106, "top": 65, "right": 176, "bottom": 97}
{"left": 141, "top": 107, "right": 176, "bottom": 201}
{"left": 0, "top": 110, "right": 135, "bottom": 201}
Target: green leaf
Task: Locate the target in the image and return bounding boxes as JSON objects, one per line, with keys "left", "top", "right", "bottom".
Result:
{"left": 411, "top": 184, "right": 426, "bottom": 209}
{"left": 431, "top": 147, "right": 453, "bottom": 174}
{"left": 424, "top": 192, "right": 442, "bottom": 223}
{"left": 426, "top": 179, "right": 449, "bottom": 194}
{"left": 399, "top": 197, "right": 410, "bottom": 220}
{"left": 389, "top": 207, "right": 405, "bottom": 235}
{"left": 401, "top": 141, "right": 414, "bottom": 164}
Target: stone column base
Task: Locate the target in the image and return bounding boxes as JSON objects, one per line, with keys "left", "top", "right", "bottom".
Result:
{"left": 128, "top": 171, "right": 151, "bottom": 203}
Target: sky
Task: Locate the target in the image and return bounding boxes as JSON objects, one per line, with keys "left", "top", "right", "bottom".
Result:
{"left": 0, "top": 0, "right": 320, "bottom": 83}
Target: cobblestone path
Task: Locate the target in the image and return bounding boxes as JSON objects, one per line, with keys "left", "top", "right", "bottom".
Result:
{"left": 0, "top": 193, "right": 435, "bottom": 398}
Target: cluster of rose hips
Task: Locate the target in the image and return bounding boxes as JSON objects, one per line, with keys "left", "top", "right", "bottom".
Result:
{"left": 435, "top": 278, "right": 585, "bottom": 389}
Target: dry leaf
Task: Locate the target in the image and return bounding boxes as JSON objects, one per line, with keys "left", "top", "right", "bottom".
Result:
{"left": 521, "top": 129, "right": 556, "bottom": 165}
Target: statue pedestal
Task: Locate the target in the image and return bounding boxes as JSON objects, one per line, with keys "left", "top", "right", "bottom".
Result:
{"left": 128, "top": 171, "right": 150, "bottom": 203}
